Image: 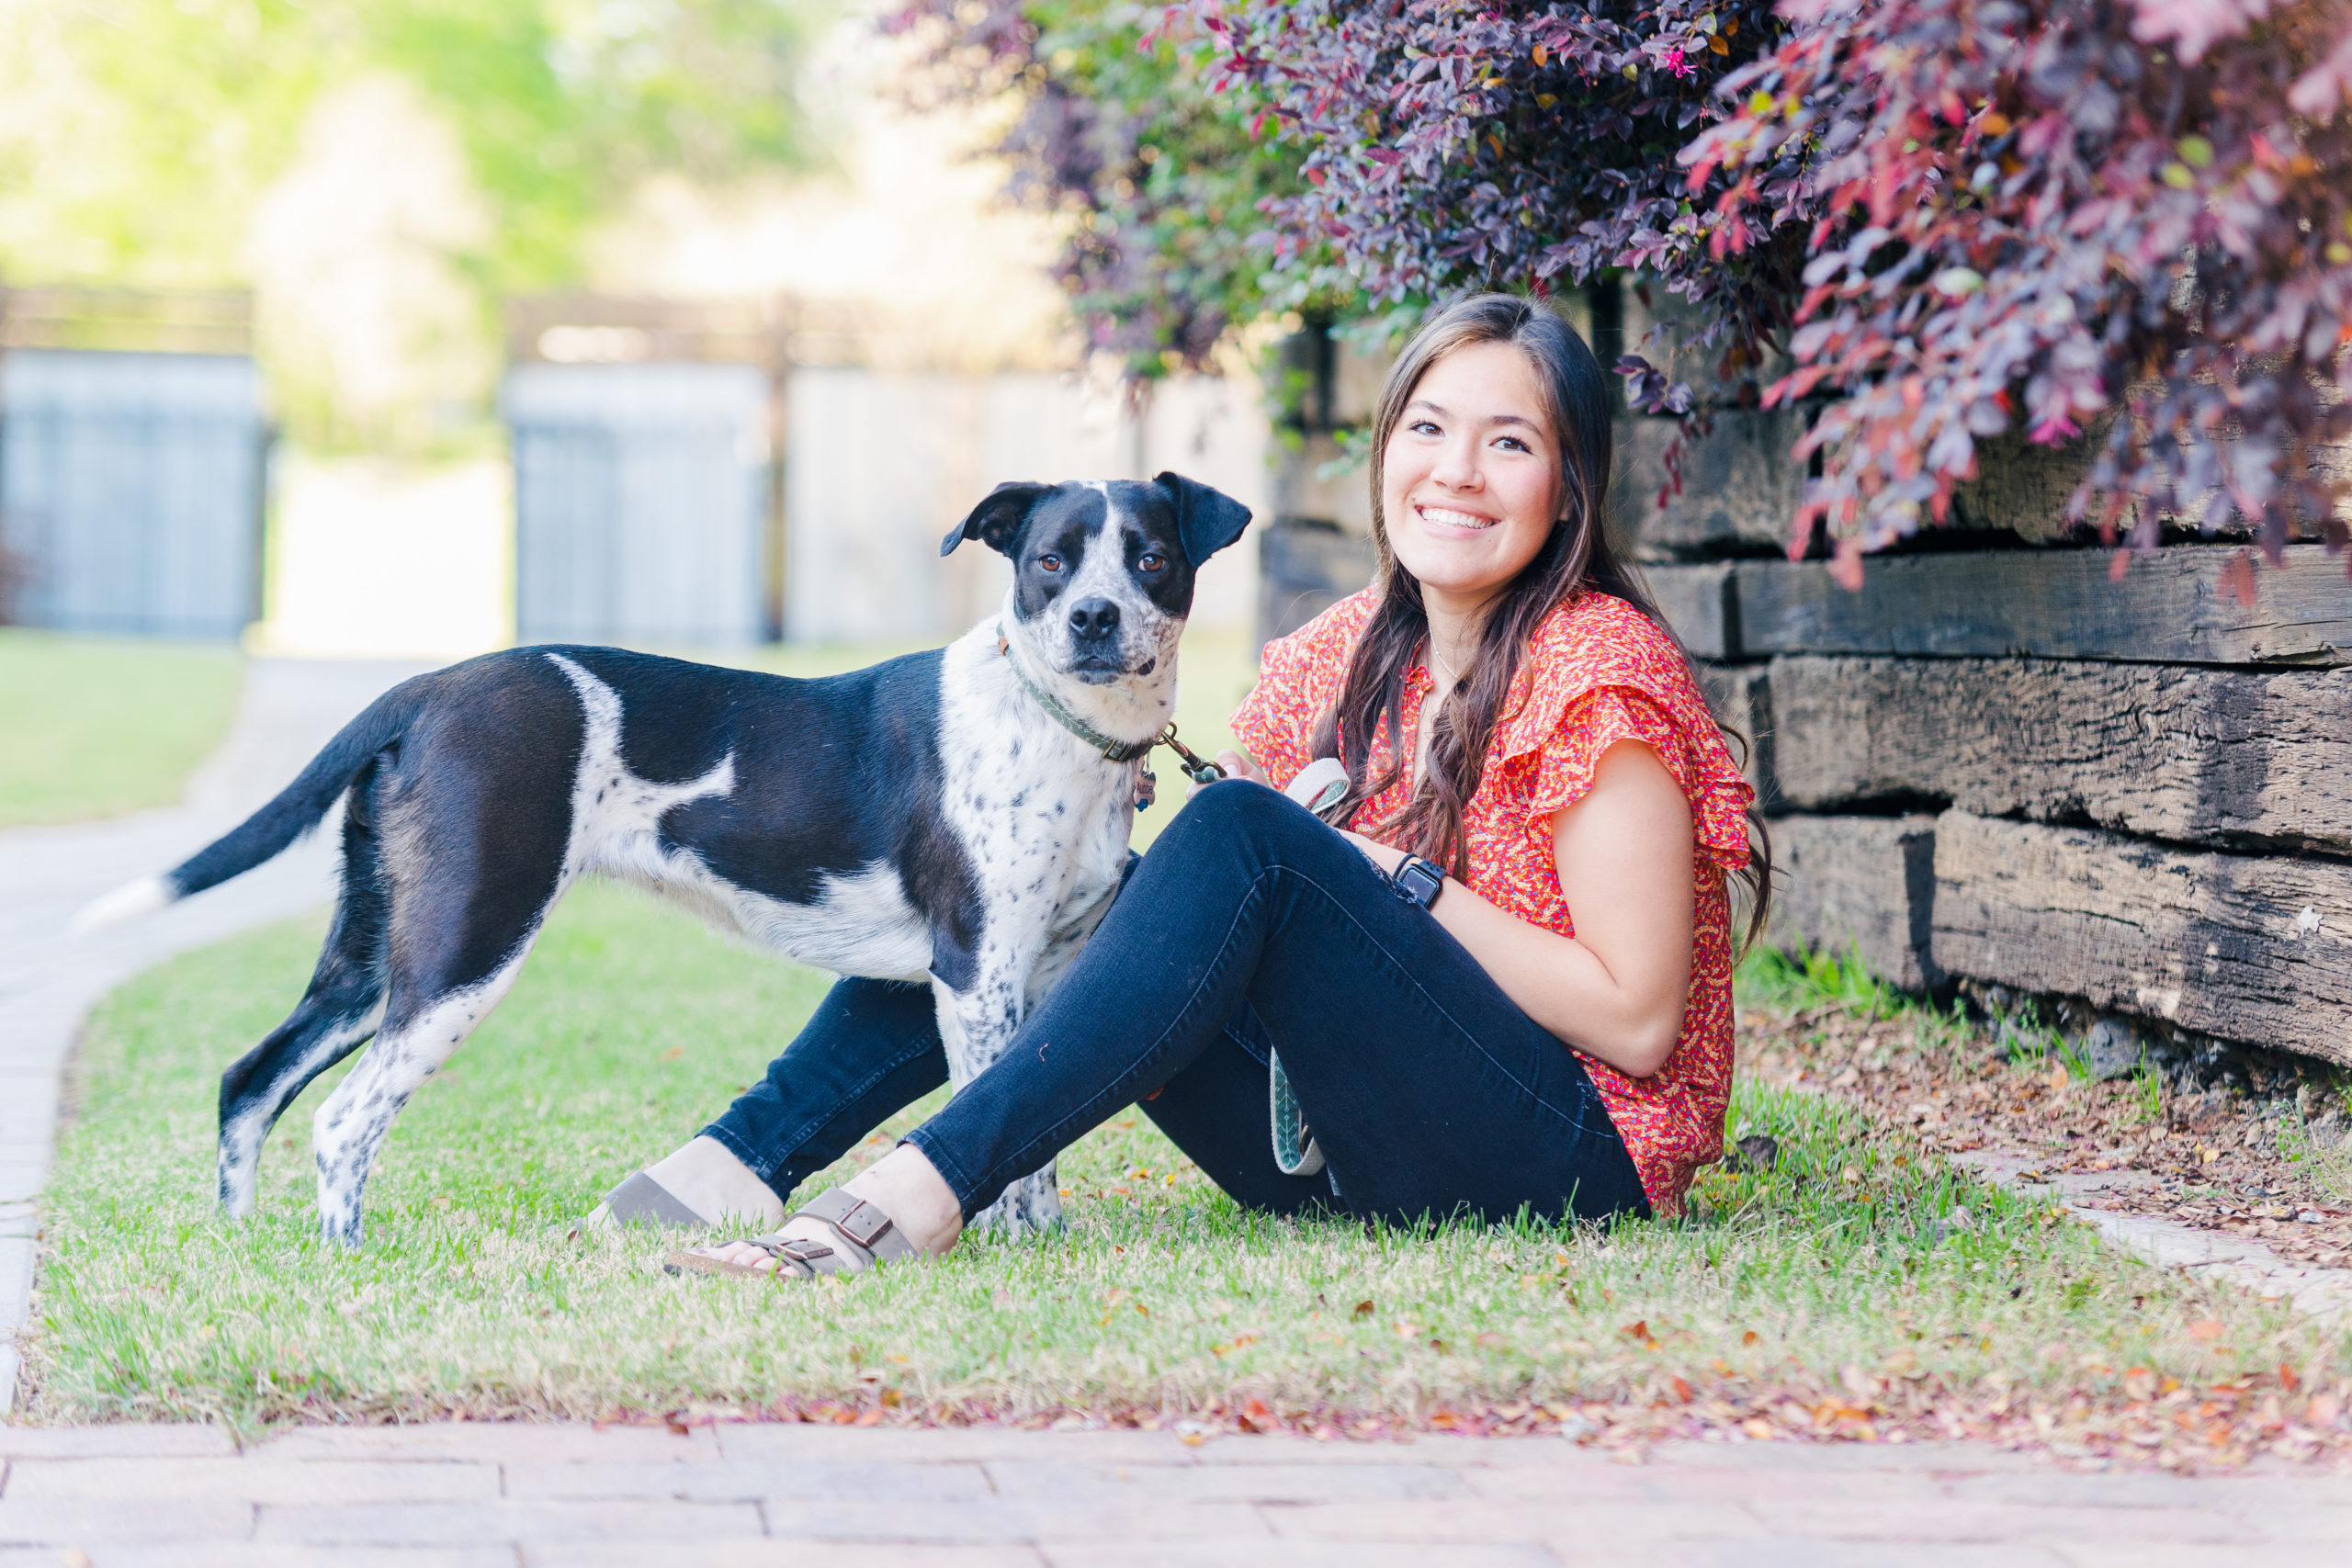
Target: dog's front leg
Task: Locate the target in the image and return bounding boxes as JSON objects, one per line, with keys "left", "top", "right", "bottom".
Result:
{"left": 932, "top": 972, "right": 1063, "bottom": 1237}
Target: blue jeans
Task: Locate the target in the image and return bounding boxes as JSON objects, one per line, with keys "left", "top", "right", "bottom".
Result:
{"left": 705, "top": 780, "right": 1648, "bottom": 1227}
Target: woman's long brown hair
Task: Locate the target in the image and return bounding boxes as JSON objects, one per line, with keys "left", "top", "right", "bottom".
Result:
{"left": 1307, "top": 292, "right": 1774, "bottom": 950}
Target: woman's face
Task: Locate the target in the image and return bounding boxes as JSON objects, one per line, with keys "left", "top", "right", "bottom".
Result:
{"left": 1380, "top": 339, "right": 1564, "bottom": 617}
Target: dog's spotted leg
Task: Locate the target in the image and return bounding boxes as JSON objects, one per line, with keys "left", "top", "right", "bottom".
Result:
{"left": 932, "top": 965, "right": 1064, "bottom": 1237}
{"left": 311, "top": 956, "right": 527, "bottom": 1247}
{"left": 218, "top": 998, "right": 383, "bottom": 1220}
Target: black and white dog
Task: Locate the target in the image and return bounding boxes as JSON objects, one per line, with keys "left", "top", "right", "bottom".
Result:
{"left": 79, "top": 473, "right": 1250, "bottom": 1247}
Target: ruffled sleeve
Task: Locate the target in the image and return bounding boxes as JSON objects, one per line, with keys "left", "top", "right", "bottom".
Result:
{"left": 1528, "top": 686, "right": 1690, "bottom": 819}
{"left": 1502, "top": 594, "right": 1756, "bottom": 874}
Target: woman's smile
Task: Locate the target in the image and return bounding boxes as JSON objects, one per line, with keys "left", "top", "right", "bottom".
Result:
{"left": 1412, "top": 503, "right": 1501, "bottom": 535}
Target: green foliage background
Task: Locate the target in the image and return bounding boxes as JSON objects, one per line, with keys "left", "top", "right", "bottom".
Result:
{"left": 0, "top": 0, "right": 828, "bottom": 295}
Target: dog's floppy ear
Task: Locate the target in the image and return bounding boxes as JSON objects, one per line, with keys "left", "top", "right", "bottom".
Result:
{"left": 942, "top": 481, "right": 1051, "bottom": 558}
{"left": 1154, "top": 471, "right": 1252, "bottom": 564}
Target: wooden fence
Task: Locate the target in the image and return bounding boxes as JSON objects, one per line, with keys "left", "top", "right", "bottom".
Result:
{"left": 0, "top": 289, "right": 266, "bottom": 638}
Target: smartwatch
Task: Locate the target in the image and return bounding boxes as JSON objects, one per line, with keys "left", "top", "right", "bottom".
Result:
{"left": 1390, "top": 854, "right": 1445, "bottom": 911}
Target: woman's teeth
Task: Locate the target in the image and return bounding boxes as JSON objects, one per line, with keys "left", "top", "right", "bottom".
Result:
{"left": 1419, "top": 506, "right": 1496, "bottom": 530}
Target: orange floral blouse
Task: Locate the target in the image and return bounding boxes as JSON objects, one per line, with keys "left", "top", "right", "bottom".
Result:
{"left": 1230, "top": 587, "right": 1756, "bottom": 1216}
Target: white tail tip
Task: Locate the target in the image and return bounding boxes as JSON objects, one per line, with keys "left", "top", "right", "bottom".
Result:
{"left": 70, "top": 875, "right": 175, "bottom": 938}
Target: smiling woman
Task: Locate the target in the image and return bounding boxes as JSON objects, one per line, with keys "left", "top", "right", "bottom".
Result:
{"left": 658, "top": 295, "right": 1773, "bottom": 1286}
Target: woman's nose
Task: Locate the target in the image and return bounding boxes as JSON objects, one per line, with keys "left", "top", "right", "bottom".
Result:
{"left": 1428, "top": 434, "right": 1482, "bottom": 490}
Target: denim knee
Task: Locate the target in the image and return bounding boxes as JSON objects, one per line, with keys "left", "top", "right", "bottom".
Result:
{"left": 1168, "top": 774, "right": 1320, "bottom": 852}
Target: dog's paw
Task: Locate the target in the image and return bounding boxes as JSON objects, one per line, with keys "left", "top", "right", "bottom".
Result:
{"left": 971, "top": 1176, "right": 1063, "bottom": 1237}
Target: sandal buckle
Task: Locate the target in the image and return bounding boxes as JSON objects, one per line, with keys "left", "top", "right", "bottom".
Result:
{"left": 830, "top": 1198, "right": 894, "bottom": 1249}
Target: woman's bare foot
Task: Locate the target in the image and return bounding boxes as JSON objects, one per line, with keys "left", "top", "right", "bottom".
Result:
{"left": 587, "top": 1135, "right": 786, "bottom": 1230}
{"left": 691, "top": 1143, "right": 963, "bottom": 1275}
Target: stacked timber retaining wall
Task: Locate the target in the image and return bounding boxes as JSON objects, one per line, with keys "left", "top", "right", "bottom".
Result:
{"left": 1637, "top": 454, "right": 2352, "bottom": 1077}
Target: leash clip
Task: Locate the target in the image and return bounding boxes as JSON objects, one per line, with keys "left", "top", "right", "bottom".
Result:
{"left": 1155, "top": 724, "right": 1227, "bottom": 786}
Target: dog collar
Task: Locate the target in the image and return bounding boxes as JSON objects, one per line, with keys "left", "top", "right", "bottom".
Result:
{"left": 994, "top": 627, "right": 1225, "bottom": 786}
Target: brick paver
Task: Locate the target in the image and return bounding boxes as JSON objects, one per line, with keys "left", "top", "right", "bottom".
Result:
{"left": 0, "top": 1423, "right": 2346, "bottom": 1563}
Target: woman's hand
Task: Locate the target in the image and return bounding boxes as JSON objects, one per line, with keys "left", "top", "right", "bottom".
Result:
{"left": 1189, "top": 747, "right": 1269, "bottom": 799}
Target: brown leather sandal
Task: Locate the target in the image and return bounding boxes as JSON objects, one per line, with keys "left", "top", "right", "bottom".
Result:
{"left": 663, "top": 1189, "right": 921, "bottom": 1280}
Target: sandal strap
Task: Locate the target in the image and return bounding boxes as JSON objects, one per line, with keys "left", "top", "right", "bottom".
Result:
{"left": 740, "top": 1235, "right": 839, "bottom": 1279}
{"left": 602, "top": 1170, "right": 709, "bottom": 1228}
{"left": 797, "top": 1189, "right": 921, "bottom": 1264}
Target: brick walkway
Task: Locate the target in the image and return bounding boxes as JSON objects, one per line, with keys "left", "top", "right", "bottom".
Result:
{"left": 0, "top": 1421, "right": 2347, "bottom": 1565}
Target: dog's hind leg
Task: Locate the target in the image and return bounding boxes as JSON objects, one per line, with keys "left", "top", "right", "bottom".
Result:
{"left": 310, "top": 929, "right": 540, "bottom": 1248}
{"left": 217, "top": 788, "right": 390, "bottom": 1220}
{"left": 309, "top": 812, "right": 566, "bottom": 1247}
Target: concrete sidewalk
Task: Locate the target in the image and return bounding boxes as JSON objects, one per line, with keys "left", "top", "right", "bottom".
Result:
{"left": 0, "top": 657, "right": 432, "bottom": 1415}
{"left": 0, "top": 1420, "right": 2347, "bottom": 1565}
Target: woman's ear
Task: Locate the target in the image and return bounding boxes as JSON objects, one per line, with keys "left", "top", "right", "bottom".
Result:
{"left": 941, "top": 482, "right": 1052, "bottom": 558}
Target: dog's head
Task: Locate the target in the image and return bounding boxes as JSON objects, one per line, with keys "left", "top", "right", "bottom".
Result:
{"left": 939, "top": 474, "right": 1252, "bottom": 685}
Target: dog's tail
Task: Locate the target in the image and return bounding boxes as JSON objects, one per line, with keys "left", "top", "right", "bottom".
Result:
{"left": 71, "top": 676, "right": 433, "bottom": 937}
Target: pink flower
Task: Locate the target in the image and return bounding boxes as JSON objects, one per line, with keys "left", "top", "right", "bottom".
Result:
{"left": 1663, "top": 45, "right": 1694, "bottom": 79}
{"left": 2028, "top": 412, "right": 2082, "bottom": 446}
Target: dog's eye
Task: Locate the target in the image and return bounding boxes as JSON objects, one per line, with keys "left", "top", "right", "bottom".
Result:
{"left": 1137, "top": 552, "right": 1166, "bottom": 572}
{"left": 1038, "top": 554, "right": 1062, "bottom": 572}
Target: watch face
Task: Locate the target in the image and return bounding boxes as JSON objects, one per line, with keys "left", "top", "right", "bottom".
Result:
{"left": 1397, "top": 858, "right": 1443, "bottom": 907}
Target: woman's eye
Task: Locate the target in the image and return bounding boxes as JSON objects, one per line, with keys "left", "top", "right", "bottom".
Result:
{"left": 1494, "top": 435, "right": 1531, "bottom": 453}
{"left": 1409, "top": 419, "right": 1442, "bottom": 435}
{"left": 1038, "top": 555, "right": 1062, "bottom": 572}
{"left": 1137, "top": 552, "right": 1166, "bottom": 572}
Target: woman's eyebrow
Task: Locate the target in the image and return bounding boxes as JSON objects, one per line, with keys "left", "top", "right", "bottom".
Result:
{"left": 1404, "top": 399, "right": 1541, "bottom": 431}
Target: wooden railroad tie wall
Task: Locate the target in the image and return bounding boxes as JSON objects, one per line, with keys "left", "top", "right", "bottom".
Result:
{"left": 1645, "top": 540, "right": 2352, "bottom": 1072}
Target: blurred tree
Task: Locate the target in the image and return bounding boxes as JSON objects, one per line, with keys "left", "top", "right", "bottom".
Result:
{"left": 885, "top": 1, "right": 1316, "bottom": 377}
{"left": 0, "top": 0, "right": 826, "bottom": 292}
{"left": 0, "top": 0, "right": 827, "bottom": 447}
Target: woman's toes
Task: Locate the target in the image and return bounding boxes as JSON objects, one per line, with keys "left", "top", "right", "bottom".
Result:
{"left": 692, "top": 1240, "right": 776, "bottom": 1271}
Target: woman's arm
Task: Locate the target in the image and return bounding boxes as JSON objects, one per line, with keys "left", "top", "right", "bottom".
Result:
{"left": 1203, "top": 739, "right": 1696, "bottom": 1077}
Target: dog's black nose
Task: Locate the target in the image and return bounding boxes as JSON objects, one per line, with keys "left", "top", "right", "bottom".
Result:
{"left": 1069, "top": 598, "right": 1121, "bottom": 639}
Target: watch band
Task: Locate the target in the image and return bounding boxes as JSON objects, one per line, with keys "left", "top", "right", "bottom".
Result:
{"left": 1391, "top": 854, "right": 1444, "bottom": 911}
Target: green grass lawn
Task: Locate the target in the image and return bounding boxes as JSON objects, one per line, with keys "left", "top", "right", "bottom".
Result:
{"left": 27, "top": 879, "right": 2349, "bottom": 1451}
{"left": 0, "top": 629, "right": 244, "bottom": 829}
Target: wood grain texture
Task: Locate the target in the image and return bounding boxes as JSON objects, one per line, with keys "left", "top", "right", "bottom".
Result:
{"left": 1770, "top": 814, "right": 1941, "bottom": 991}
{"left": 1614, "top": 407, "right": 1804, "bottom": 558}
{"left": 1931, "top": 811, "right": 2352, "bottom": 1067}
{"left": 1735, "top": 545, "right": 2352, "bottom": 665}
{"left": 1770, "top": 656, "right": 2352, "bottom": 853}
{"left": 1697, "top": 661, "right": 1778, "bottom": 812}
{"left": 1645, "top": 562, "right": 1738, "bottom": 660}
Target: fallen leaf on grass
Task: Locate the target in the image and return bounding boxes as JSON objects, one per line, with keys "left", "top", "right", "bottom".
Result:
{"left": 2188, "top": 1320, "right": 2225, "bottom": 1342}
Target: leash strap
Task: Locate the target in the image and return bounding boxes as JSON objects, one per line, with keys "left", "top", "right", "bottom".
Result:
{"left": 1269, "top": 1049, "right": 1326, "bottom": 1177}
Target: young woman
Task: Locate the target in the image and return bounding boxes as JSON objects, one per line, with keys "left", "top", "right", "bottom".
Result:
{"left": 646, "top": 292, "right": 1768, "bottom": 1278}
